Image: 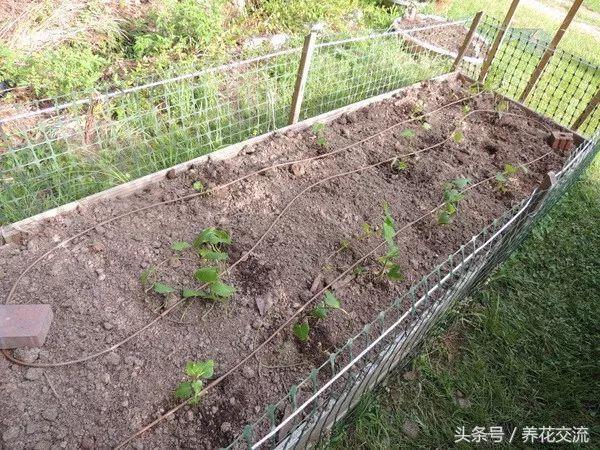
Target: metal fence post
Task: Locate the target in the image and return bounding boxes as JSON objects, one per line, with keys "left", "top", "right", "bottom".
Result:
{"left": 452, "top": 11, "right": 484, "bottom": 71}
{"left": 478, "top": 0, "right": 521, "bottom": 83}
{"left": 519, "top": 0, "right": 584, "bottom": 102}
{"left": 289, "top": 31, "right": 318, "bottom": 125}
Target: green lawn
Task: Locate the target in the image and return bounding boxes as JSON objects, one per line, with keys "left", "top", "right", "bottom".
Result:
{"left": 329, "top": 156, "right": 600, "bottom": 448}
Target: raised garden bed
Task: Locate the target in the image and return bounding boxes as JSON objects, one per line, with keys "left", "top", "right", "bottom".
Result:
{"left": 394, "top": 15, "right": 488, "bottom": 65}
{"left": 0, "top": 74, "right": 582, "bottom": 448}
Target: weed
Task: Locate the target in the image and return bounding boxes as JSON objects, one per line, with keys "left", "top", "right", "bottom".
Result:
{"left": 494, "top": 163, "right": 520, "bottom": 193}
{"left": 174, "top": 360, "right": 214, "bottom": 404}
{"left": 438, "top": 177, "right": 471, "bottom": 225}
{"left": 361, "top": 223, "right": 374, "bottom": 239}
{"left": 312, "top": 123, "right": 328, "bottom": 148}
{"left": 391, "top": 158, "right": 409, "bottom": 172}
{"left": 293, "top": 321, "right": 310, "bottom": 342}
{"left": 399, "top": 129, "right": 416, "bottom": 139}
{"left": 192, "top": 181, "right": 205, "bottom": 192}
{"left": 451, "top": 130, "right": 465, "bottom": 144}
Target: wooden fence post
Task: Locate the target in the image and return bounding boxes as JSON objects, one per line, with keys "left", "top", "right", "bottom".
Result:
{"left": 452, "top": 11, "right": 484, "bottom": 71}
{"left": 289, "top": 31, "right": 318, "bottom": 125}
{"left": 571, "top": 86, "right": 600, "bottom": 131}
{"left": 478, "top": 0, "right": 521, "bottom": 83}
{"left": 519, "top": 0, "right": 584, "bottom": 103}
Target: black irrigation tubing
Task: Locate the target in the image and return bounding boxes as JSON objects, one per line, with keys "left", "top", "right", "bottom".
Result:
{"left": 2, "top": 91, "right": 484, "bottom": 367}
{"left": 115, "top": 148, "right": 556, "bottom": 449}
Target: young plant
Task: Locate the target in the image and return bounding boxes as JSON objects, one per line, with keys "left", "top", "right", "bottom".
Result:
{"left": 192, "top": 180, "right": 204, "bottom": 192}
{"left": 377, "top": 204, "right": 405, "bottom": 281}
{"left": 174, "top": 360, "right": 214, "bottom": 405}
{"left": 293, "top": 291, "right": 343, "bottom": 342}
{"left": 494, "top": 163, "right": 520, "bottom": 193}
{"left": 312, "top": 122, "right": 328, "bottom": 148}
{"left": 438, "top": 177, "right": 471, "bottom": 225}
{"left": 193, "top": 227, "right": 231, "bottom": 262}
{"left": 391, "top": 158, "right": 409, "bottom": 172}
{"left": 187, "top": 266, "right": 235, "bottom": 301}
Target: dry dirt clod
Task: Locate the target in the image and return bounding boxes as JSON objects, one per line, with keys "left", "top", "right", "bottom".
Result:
{"left": 13, "top": 347, "right": 40, "bottom": 364}
{"left": 166, "top": 169, "right": 177, "bottom": 179}
{"left": 90, "top": 241, "right": 105, "bottom": 253}
{"left": 2, "top": 426, "right": 20, "bottom": 442}
{"left": 24, "top": 368, "right": 43, "bottom": 381}
{"left": 41, "top": 407, "right": 59, "bottom": 421}
{"left": 309, "top": 274, "right": 323, "bottom": 294}
{"left": 289, "top": 163, "right": 305, "bottom": 177}
{"left": 242, "top": 366, "right": 256, "bottom": 379}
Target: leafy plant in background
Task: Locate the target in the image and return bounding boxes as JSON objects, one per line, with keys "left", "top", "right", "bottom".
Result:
{"left": 293, "top": 290, "right": 343, "bottom": 342}
{"left": 438, "top": 177, "right": 471, "bottom": 225}
{"left": 175, "top": 360, "right": 214, "bottom": 404}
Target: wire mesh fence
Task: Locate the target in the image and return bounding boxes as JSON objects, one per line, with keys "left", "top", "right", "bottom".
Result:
{"left": 459, "top": 14, "right": 600, "bottom": 136}
{"left": 0, "top": 24, "right": 457, "bottom": 226}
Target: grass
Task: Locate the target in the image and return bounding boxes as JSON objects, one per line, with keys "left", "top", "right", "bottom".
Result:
{"left": 328, "top": 156, "right": 600, "bottom": 448}
{"left": 432, "top": 0, "right": 600, "bottom": 65}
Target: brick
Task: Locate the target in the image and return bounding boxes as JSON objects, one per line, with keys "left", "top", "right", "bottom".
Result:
{"left": 549, "top": 131, "right": 574, "bottom": 151}
{"left": 0, "top": 304, "right": 53, "bottom": 349}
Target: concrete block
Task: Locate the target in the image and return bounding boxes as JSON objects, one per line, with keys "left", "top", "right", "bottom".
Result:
{"left": 0, "top": 304, "right": 53, "bottom": 349}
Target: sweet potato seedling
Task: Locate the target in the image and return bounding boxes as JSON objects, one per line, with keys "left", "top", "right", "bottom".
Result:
{"left": 293, "top": 291, "right": 343, "bottom": 342}
{"left": 438, "top": 177, "right": 471, "bottom": 224}
{"left": 174, "top": 360, "right": 214, "bottom": 405}
{"left": 377, "top": 204, "right": 405, "bottom": 281}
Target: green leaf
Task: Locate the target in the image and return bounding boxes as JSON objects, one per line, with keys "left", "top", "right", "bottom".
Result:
{"left": 194, "top": 227, "right": 232, "bottom": 247}
{"left": 495, "top": 173, "right": 507, "bottom": 183}
{"left": 400, "top": 129, "right": 416, "bottom": 139}
{"left": 444, "top": 188, "right": 463, "bottom": 204}
{"left": 171, "top": 241, "right": 191, "bottom": 251}
{"left": 182, "top": 288, "right": 209, "bottom": 299}
{"left": 393, "top": 159, "right": 408, "bottom": 171}
{"left": 189, "top": 380, "right": 203, "bottom": 404}
{"left": 175, "top": 381, "right": 194, "bottom": 400}
{"left": 324, "top": 291, "right": 341, "bottom": 309}
{"left": 386, "top": 264, "right": 405, "bottom": 281}
{"left": 194, "top": 267, "right": 219, "bottom": 283}
{"left": 422, "top": 122, "right": 432, "bottom": 131}
{"left": 438, "top": 210, "right": 452, "bottom": 225}
{"left": 293, "top": 322, "right": 310, "bottom": 342}
{"left": 153, "top": 282, "right": 176, "bottom": 295}
{"left": 185, "top": 360, "right": 214, "bottom": 379}
{"left": 504, "top": 163, "right": 519, "bottom": 176}
{"left": 312, "top": 304, "right": 328, "bottom": 319}
{"left": 452, "top": 130, "right": 464, "bottom": 143}
{"left": 199, "top": 248, "right": 229, "bottom": 261}
{"left": 383, "top": 220, "right": 395, "bottom": 247}
{"left": 140, "top": 267, "right": 156, "bottom": 287}
{"left": 452, "top": 177, "right": 471, "bottom": 189}
{"left": 210, "top": 282, "right": 236, "bottom": 299}
{"left": 446, "top": 203, "right": 457, "bottom": 215}
{"left": 192, "top": 181, "right": 204, "bottom": 192}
